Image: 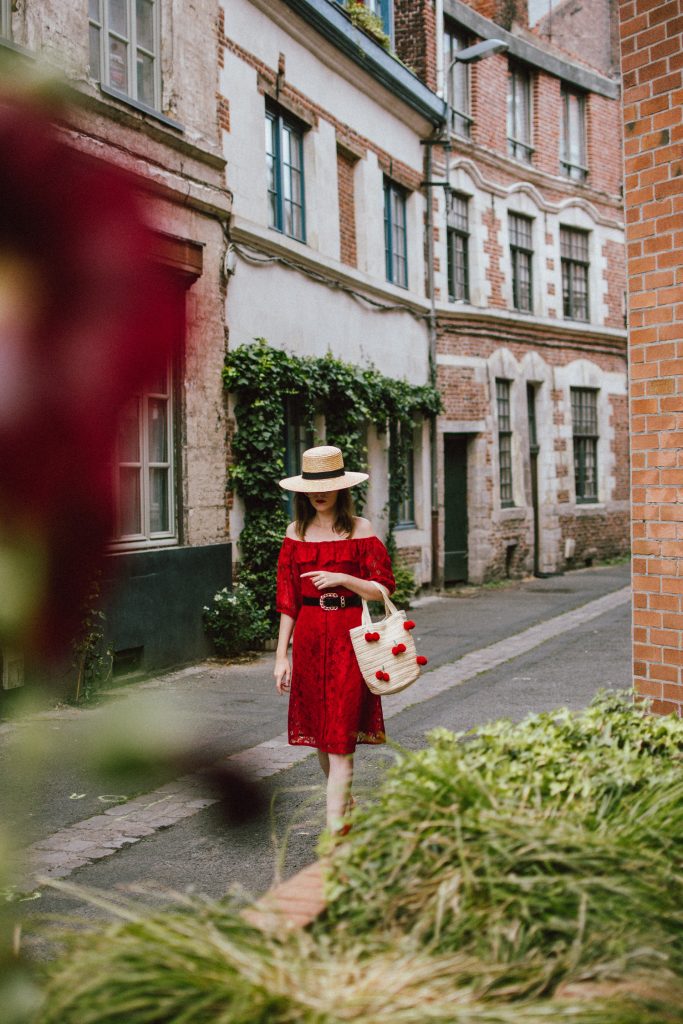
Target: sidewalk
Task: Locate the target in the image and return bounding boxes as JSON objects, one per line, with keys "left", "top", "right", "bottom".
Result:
{"left": 2, "top": 562, "right": 630, "bottom": 895}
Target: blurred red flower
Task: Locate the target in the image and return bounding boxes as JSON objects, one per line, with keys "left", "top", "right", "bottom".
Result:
{"left": 0, "top": 91, "right": 182, "bottom": 659}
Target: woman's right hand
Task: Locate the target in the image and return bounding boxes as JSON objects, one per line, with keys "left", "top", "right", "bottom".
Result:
{"left": 274, "top": 654, "right": 291, "bottom": 694}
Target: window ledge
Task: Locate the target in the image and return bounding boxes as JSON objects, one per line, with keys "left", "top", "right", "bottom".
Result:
{"left": 98, "top": 83, "right": 184, "bottom": 132}
{"left": 498, "top": 506, "right": 527, "bottom": 520}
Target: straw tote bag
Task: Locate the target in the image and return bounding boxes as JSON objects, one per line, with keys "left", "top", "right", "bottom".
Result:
{"left": 349, "top": 583, "right": 424, "bottom": 696}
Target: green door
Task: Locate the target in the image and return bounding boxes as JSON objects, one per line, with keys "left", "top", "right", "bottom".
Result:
{"left": 444, "top": 434, "right": 468, "bottom": 582}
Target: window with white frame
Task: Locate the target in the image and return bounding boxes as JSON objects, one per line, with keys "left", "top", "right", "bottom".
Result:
{"left": 89, "top": 0, "right": 161, "bottom": 110}
{"left": 443, "top": 23, "right": 472, "bottom": 139}
{"left": 0, "top": 0, "right": 11, "bottom": 40}
{"left": 113, "top": 364, "right": 176, "bottom": 544}
{"left": 496, "top": 378, "right": 514, "bottom": 507}
{"left": 507, "top": 63, "right": 533, "bottom": 163}
{"left": 384, "top": 178, "right": 408, "bottom": 288}
{"left": 560, "top": 86, "right": 587, "bottom": 181}
{"left": 447, "top": 192, "right": 470, "bottom": 302}
{"left": 391, "top": 421, "right": 416, "bottom": 528}
{"left": 561, "top": 226, "right": 590, "bottom": 321}
{"left": 509, "top": 213, "right": 533, "bottom": 313}
{"left": 571, "top": 388, "right": 598, "bottom": 502}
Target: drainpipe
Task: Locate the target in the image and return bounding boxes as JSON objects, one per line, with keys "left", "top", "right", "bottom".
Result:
{"left": 424, "top": 137, "right": 441, "bottom": 590}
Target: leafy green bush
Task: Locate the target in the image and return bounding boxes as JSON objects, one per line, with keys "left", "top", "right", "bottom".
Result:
{"left": 321, "top": 692, "right": 683, "bottom": 997}
{"left": 391, "top": 563, "right": 417, "bottom": 609}
{"left": 344, "top": 0, "right": 391, "bottom": 50}
{"left": 38, "top": 889, "right": 683, "bottom": 1024}
{"left": 203, "top": 583, "right": 271, "bottom": 657}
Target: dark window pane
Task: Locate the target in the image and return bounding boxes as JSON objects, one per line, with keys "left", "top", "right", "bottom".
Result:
{"left": 384, "top": 180, "right": 408, "bottom": 287}
{"left": 117, "top": 398, "right": 140, "bottom": 463}
{"left": 149, "top": 467, "right": 169, "bottom": 533}
{"left": 119, "top": 466, "right": 142, "bottom": 536}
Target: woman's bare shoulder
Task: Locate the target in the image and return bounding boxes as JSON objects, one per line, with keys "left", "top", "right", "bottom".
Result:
{"left": 352, "top": 516, "right": 375, "bottom": 539}
{"left": 285, "top": 522, "right": 299, "bottom": 540}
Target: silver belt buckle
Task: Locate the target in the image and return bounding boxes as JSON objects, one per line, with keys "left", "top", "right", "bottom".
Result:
{"left": 320, "top": 592, "right": 344, "bottom": 610}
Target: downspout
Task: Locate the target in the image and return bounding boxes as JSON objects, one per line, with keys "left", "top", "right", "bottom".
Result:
{"left": 424, "top": 138, "right": 441, "bottom": 589}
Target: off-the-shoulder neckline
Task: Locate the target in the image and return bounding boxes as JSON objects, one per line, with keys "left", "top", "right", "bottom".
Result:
{"left": 283, "top": 534, "right": 379, "bottom": 544}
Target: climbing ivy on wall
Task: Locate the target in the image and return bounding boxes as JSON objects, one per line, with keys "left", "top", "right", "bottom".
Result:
{"left": 222, "top": 339, "right": 441, "bottom": 624}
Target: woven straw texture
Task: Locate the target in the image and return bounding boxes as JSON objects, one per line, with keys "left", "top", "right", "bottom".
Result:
{"left": 349, "top": 585, "right": 421, "bottom": 696}
{"left": 279, "top": 445, "right": 368, "bottom": 493}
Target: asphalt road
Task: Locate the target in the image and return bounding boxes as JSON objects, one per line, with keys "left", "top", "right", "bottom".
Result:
{"left": 12, "top": 562, "right": 631, "bottom": 932}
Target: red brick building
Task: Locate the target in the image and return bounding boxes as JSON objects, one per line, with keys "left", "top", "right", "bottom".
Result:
{"left": 617, "top": 0, "right": 683, "bottom": 716}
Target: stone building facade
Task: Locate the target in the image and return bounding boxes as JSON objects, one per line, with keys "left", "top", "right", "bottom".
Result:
{"left": 617, "top": 0, "right": 683, "bottom": 717}
{"left": 219, "top": 0, "right": 443, "bottom": 584}
{"left": 417, "top": 0, "right": 628, "bottom": 583}
{"left": 220, "top": 0, "right": 628, "bottom": 588}
{"left": 1, "top": 2, "right": 233, "bottom": 678}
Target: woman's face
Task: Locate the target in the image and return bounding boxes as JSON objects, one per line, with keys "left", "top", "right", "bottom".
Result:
{"left": 308, "top": 490, "right": 338, "bottom": 515}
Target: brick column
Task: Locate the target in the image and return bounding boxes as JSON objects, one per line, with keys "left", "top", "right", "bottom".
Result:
{"left": 618, "top": 0, "right": 683, "bottom": 715}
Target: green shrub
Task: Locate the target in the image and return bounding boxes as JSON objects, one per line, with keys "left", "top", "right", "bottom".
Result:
{"left": 203, "top": 583, "right": 271, "bottom": 657}
{"left": 391, "top": 563, "right": 417, "bottom": 609}
{"left": 321, "top": 692, "right": 683, "bottom": 996}
{"left": 344, "top": 0, "right": 391, "bottom": 50}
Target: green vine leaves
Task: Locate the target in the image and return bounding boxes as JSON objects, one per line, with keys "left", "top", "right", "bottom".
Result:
{"left": 222, "top": 339, "right": 441, "bottom": 623}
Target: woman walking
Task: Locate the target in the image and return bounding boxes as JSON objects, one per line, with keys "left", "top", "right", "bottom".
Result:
{"left": 274, "top": 445, "right": 395, "bottom": 834}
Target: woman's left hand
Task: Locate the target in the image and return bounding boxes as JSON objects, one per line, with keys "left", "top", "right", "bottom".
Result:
{"left": 300, "top": 571, "right": 348, "bottom": 590}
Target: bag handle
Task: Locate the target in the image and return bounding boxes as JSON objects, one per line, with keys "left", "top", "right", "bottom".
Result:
{"left": 361, "top": 581, "right": 399, "bottom": 626}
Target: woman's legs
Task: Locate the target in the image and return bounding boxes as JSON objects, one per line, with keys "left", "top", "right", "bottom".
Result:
{"left": 326, "top": 752, "right": 353, "bottom": 830}
{"left": 317, "top": 749, "right": 330, "bottom": 778}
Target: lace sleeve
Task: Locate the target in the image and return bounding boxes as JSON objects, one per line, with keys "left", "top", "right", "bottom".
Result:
{"left": 361, "top": 537, "right": 396, "bottom": 596}
{"left": 276, "top": 539, "right": 300, "bottom": 619}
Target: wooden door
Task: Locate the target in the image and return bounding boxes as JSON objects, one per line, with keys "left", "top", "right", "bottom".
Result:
{"left": 444, "top": 434, "right": 468, "bottom": 582}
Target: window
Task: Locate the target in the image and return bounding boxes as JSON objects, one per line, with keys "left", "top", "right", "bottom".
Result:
{"left": 384, "top": 179, "right": 408, "bottom": 288}
{"left": 507, "top": 63, "right": 532, "bottom": 163}
{"left": 266, "top": 104, "right": 306, "bottom": 242}
{"left": 282, "top": 402, "right": 313, "bottom": 517}
{"left": 1, "top": 0, "right": 11, "bottom": 40}
{"left": 561, "top": 87, "right": 587, "bottom": 181}
{"left": 447, "top": 192, "right": 470, "bottom": 302}
{"left": 509, "top": 213, "right": 533, "bottom": 312}
{"left": 89, "top": 0, "right": 161, "bottom": 110}
{"left": 496, "top": 379, "right": 514, "bottom": 507}
{"left": 114, "top": 364, "right": 176, "bottom": 544}
{"left": 571, "top": 388, "right": 598, "bottom": 502}
{"left": 391, "top": 421, "right": 416, "bottom": 528}
{"left": 443, "top": 24, "right": 472, "bottom": 138}
{"left": 367, "top": 0, "right": 393, "bottom": 38}
{"left": 561, "top": 227, "right": 590, "bottom": 321}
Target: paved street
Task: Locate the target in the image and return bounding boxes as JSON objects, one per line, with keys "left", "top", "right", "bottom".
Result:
{"left": 7, "top": 562, "right": 630, "bottom": 929}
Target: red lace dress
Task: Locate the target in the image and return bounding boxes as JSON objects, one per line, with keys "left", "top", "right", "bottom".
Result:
{"left": 276, "top": 535, "right": 396, "bottom": 755}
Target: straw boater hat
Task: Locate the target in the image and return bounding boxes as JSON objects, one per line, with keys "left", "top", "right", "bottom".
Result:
{"left": 279, "top": 445, "right": 368, "bottom": 493}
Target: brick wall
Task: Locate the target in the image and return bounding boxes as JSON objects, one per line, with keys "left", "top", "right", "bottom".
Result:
{"left": 618, "top": 0, "right": 683, "bottom": 716}
{"left": 336, "top": 147, "right": 358, "bottom": 267}
{"left": 461, "top": 0, "right": 528, "bottom": 30}
{"left": 602, "top": 239, "right": 627, "bottom": 328}
{"left": 587, "top": 92, "right": 624, "bottom": 196}
{"left": 393, "top": 0, "right": 437, "bottom": 90}
{"left": 532, "top": 72, "right": 561, "bottom": 176}
{"left": 481, "top": 204, "right": 506, "bottom": 307}
{"left": 534, "top": 0, "right": 620, "bottom": 78}
{"left": 471, "top": 52, "right": 509, "bottom": 152}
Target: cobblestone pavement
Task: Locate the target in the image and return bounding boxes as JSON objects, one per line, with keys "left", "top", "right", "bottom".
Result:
{"left": 17, "top": 568, "right": 630, "bottom": 887}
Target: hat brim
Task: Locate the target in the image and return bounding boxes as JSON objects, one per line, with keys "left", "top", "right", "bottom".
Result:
{"left": 279, "top": 471, "right": 369, "bottom": 493}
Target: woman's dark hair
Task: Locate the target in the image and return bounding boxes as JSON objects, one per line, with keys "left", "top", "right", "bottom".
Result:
{"left": 294, "top": 489, "right": 356, "bottom": 539}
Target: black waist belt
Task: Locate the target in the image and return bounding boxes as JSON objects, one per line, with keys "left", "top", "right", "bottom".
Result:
{"left": 302, "top": 593, "right": 362, "bottom": 610}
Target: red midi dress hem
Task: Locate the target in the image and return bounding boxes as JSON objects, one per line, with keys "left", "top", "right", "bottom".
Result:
{"left": 276, "top": 535, "right": 396, "bottom": 756}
